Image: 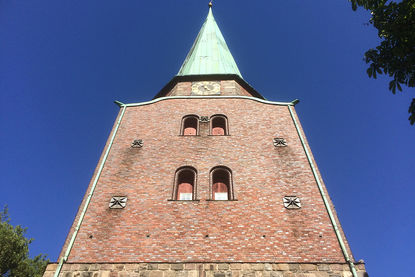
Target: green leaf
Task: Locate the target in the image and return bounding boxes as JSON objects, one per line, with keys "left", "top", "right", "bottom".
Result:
{"left": 397, "top": 82, "right": 402, "bottom": 91}
{"left": 409, "top": 98, "right": 415, "bottom": 125}
{"left": 389, "top": 80, "right": 396, "bottom": 93}
{"left": 367, "top": 67, "right": 373, "bottom": 77}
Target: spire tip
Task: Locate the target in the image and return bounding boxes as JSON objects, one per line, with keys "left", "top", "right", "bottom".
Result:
{"left": 208, "top": 1, "right": 212, "bottom": 7}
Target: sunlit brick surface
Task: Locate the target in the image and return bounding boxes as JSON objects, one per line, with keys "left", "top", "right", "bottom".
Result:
{"left": 59, "top": 96, "right": 353, "bottom": 264}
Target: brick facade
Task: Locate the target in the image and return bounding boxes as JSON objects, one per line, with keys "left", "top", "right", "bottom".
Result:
{"left": 47, "top": 81, "right": 367, "bottom": 276}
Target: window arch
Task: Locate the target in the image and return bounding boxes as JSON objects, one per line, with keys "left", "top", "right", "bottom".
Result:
{"left": 173, "top": 167, "right": 197, "bottom": 200}
{"left": 210, "top": 115, "right": 228, "bottom": 135}
{"left": 210, "top": 166, "right": 234, "bottom": 200}
{"left": 181, "top": 115, "right": 199, "bottom": 136}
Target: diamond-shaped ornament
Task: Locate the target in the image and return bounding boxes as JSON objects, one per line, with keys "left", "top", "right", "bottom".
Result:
{"left": 200, "top": 116, "right": 209, "bottom": 123}
{"left": 283, "top": 196, "right": 301, "bottom": 209}
{"left": 131, "top": 139, "right": 143, "bottom": 148}
{"left": 273, "top": 137, "right": 287, "bottom": 147}
{"left": 109, "top": 196, "right": 127, "bottom": 209}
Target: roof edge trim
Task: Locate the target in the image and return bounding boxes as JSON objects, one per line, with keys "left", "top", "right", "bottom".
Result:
{"left": 118, "top": 96, "right": 298, "bottom": 108}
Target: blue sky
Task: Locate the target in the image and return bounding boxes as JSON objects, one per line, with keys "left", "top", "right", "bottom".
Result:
{"left": 1, "top": 1, "right": 414, "bottom": 276}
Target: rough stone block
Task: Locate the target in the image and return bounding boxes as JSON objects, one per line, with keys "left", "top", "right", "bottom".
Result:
{"left": 288, "top": 264, "right": 300, "bottom": 271}
{"left": 262, "top": 272, "right": 271, "bottom": 277}
{"left": 163, "top": 271, "right": 175, "bottom": 277}
{"left": 317, "top": 265, "right": 330, "bottom": 271}
{"left": 171, "top": 264, "right": 184, "bottom": 270}
{"left": 149, "top": 270, "right": 164, "bottom": 277}
{"left": 254, "top": 272, "right": 263, "bottom": 277}
{"left": 81, "top": 265, "right": 91, "bottom": 271}
{"left": 175, "top": 271, "right": 188, "bottom": 277}
{"left": 188, "top": 270, "right": 198, "bottom": 277}
{"left": 218, "top": 264, "right": 229, "bottom": 270}
{"left": 185, "top": 264, "right": 196, "bottom": 270}
{"left": 241, "top": 271, "right": 255, "bottom": 277}
{"left": 313, "top": 273, "right": 329, "bottom": 277}
{"left": 62, "top": 264, "right": 72, "bottom": 271}
{"left": 204, "top": 264, "right": 216, "bottom": 271}
{"left": 252, "top": 264, "right": 264, "bottom": 271}
{"left": 231, "top": 270, "right": 241, "bottom": 277}
{"left": 100, "top": 264, "right": 114, "bottom": 271}
{"left": 158, "top": 264, "right": 170, "bottom": 270}
{"left": 230, "top": 264, "right": 241, "bottom": 270}
{"left": 270, "top": 272, "right": 283, "bottom": 277}
{"left": 43, "top": 272, "right": 54, "bottom": 277}
{"left": 329, "top": 265, "right": 343, "bottom": 271}
{"left": 125, "top": 264, "right": 139, "bottom": 271}
{"left": 241, "top": 264, "right": 252, "bottom": 270}
{"left": 300, "top": 264, "right": 317, "bottom": 271}
{"left": 90, "top": 264, "right": 100, "bottom": 271}
{"left": 98, "top": 271, "right": 111, "bottom": 277}
{"left": 139, "top": 264, "right": 149, "bottom": 270}
{"left": 274, "top": 264, "right": 289, "bottom": 271}
{"left": 264, "top": 264, "right": 272, "bottom": 271}
{"left": 47, "top": 264, "right": 58, "bottom": 271}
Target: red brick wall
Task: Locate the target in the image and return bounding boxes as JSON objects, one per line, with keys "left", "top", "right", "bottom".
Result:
{"left": 62, "top": 97, "right": 353, "bottom": 264}
{"left": 166, "top": 80, "right": 252, "bottom": 97}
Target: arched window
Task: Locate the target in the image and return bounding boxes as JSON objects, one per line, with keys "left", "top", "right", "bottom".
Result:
{"left": 210, "top": 166, "right": 233, "bottom": 200}
{"left": 210, "top": 115, "right": 228, "bottom": 135}
{"left": 173, "top": 167, "right": 197, "bottom": 200}
{"left": 181, "top": 115, "right": 199, "bottom": 136}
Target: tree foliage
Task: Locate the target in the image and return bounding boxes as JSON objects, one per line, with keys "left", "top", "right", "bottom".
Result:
{"left": 350, "top": 0, "right": 415, "bottom": 124}
{"left": 0, "top": 206, "right": 48, "bottom": 277}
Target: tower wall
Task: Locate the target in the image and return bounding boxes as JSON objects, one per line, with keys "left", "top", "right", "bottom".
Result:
{"left": 166, "top": 80, "right": 252, "bottom": 97}
{"left": 58, "top": 98, "right": 353, "bottom": 263}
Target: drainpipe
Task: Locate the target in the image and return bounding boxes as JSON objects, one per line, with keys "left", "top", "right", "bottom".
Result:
{"left": 287, "top": 101, "right": 359, "bottom": 277}
{"left": 53, "top": 103, "right": 127, "bottom": 277}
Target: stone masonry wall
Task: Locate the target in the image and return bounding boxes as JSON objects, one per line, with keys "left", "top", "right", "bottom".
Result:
{"left": 43, "top": 263, "right": 368, "bottom": 277}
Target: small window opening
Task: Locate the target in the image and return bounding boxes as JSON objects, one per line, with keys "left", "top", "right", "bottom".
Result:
{"left": 174, "top": 167, "right": 197, "bottom": 200}
{"left": 211, "top": 115, "right": 228, "bottom": 135}
{"left": 182, "top": 116, "right": 199, "bottom": 136}
{"left": 211, "top": 167, "right": 233, "bottom": 200}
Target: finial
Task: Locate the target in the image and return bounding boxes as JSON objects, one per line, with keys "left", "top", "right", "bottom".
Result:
{"left": 209, "top": 1, "right": 213, "bottom": 7}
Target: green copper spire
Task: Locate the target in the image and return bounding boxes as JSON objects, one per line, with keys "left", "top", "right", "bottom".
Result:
{"left": 177, "top": 6, "right": 243, "bottom": 78}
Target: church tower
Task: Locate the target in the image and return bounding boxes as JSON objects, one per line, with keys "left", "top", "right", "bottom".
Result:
{"left": 43, "top": 5, "right": 368, "bottom": 277}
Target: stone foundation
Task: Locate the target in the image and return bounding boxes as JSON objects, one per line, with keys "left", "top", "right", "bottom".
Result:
{"left": 43, "top": 263, "right": 368, "bottom": 277}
